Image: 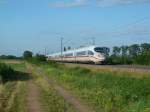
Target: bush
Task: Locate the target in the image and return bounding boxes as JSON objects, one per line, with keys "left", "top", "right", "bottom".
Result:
{"left": 135, "top": 51, "right": 150, "bottom": 65}
{"left": 23, "top": 51, "right": 33, "bottom": 60}
{"left": 0, "top": 63, "right": 15, "bottom": 83}
{"left": 35, "top": 54, "right": 46, "bottom": 62}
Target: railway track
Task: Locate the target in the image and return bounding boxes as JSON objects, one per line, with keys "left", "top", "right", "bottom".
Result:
{"left": 63, "top": 63, "right": 150, "bottom": 73}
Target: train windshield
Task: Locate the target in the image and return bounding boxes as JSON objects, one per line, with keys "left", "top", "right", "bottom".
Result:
{"left": 94, "top": 47, "right": 105, "bottom": 53}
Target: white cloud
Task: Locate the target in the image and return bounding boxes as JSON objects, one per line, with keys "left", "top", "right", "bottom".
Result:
{"left": 97, "top": 0, "right": 150, "bottom": 7}
{"left": 49, "top": 0, "right": 89, "bottom": 8}
{"left": 49, "top": 0, "right": 150, "bottom": 8}
{"left": 77, "top": 23, "right": 150, "bottom": 38}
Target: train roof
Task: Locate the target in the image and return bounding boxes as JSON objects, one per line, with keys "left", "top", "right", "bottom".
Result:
{"left": 47, "top": 45, "right": 98, "bottom": 56}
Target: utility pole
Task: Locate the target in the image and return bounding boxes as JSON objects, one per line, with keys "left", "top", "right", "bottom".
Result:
{"left": 61, "top": 37, "right": 63, "bottom": 61}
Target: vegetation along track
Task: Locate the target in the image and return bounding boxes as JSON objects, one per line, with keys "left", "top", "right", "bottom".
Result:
{"left": 40, "top": 62, "right": 150, "bottom": 112}
{"left": 64, "top": 63, "right": 150, "bottom": 74}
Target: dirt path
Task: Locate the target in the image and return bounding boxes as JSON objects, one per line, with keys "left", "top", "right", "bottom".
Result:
{"left": 34, "top": 65, "right": 94, "bottom": 112}
{"left": 27, "top": 80, "right": 43, "bottom": 112}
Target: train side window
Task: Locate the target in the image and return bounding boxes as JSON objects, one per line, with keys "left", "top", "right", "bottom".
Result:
{"left": 65, "top": 53, "right": 73, "bottom": 56}
{"left": 76, "top": 51, "right": 86, "bottom": 56}
{"left": 88, "top": 51, "right": 94, "bottom": 55}
{"left": 94, "top": 47, "right": 105, "bottom": 53}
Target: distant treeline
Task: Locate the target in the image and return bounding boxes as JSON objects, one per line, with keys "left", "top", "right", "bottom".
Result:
{"left": 1, "top": 43, "right": 150, "bottom": 65}
{"left": 0, "top": 55, "right": 22, "bottom": 59}
{"left": 106, "top": 43, "right": 150, "bottom": 65}
{"left": 23, "top": 50, "right": 47, "bottom": 64}
{"left": 22, "top": 43, "right": 150, "bottom": 65}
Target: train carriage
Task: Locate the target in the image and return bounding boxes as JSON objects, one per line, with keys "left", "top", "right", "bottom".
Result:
{"left": 47, "top": 46, "right": 106, "bottom": 64}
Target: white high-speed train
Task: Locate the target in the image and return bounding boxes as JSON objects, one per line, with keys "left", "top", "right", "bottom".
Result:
{"left": 47, "top": 46, "right": 106, "bottom": 64}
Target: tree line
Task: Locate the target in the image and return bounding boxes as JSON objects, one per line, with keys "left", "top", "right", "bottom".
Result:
{"left": 1, "top": 43, "right": 150, "bottom": 65}
{"left": 0, "top": 55, "right": 22, "bottom": 59}
{"left": 22, "top": 43, "right": 150, "bottom": 65}
{"left": 106, "top": 43, "right": 150, "bottom": 65}
{"left": 23, "top": 51, "right": 46, "bottom": 63}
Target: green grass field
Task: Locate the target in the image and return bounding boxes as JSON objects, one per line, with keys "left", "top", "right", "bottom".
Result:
{"left": 40, "top": 63, "right": 150, "bottom": 112}
{"left": 0, "top": 61, "right": 78, "bottom": 112}
{"left": 35, "top": 75, "right": 77, "bottom": 112}
{"left": 30, "top": 64, "right": 78, "bottom": 112}
{"left": 1, "top": 60, "right": 150, "bottom": 112}
{"left": 0, "top": 62, "right": 27, "bottom": 112}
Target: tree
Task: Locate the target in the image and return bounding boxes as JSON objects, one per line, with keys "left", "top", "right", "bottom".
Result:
{"left": 120, "top": 45, "right": 131, "bottom": 64}
{"left": 113, "top": 46, "right": 121, "bottom": 56}
{"left": 0, "top": 55, "right": 21, "bottom": 59}
{"left": 136, "top": 51, "right": 150, "bottom": 65}
{"left": 121, "top": 45, "right": 129, "bottom": 56}
{"left": 23, "top": 51, "right": 33, "bottom": 60}
{"left": 141, "top": 43, "right": 150, "bottom": 52}
{"left": 106, "top": 46, "right": 121, "bottom": 64}
{"left": 128, "top": 44, "right": 140, "bottom": 57}
{"left": 107, "top": 43, "right": 150, "bottom": 65}
{"left": 35, "top": 54, "right": 46, "bottom": 62}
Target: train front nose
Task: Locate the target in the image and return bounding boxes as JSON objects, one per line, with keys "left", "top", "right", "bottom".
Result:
{"left": 97, "top": 53, "right": 105, "bottom": 58}
{"left": 100, "top": 56, "right": 106, "bottom": 61}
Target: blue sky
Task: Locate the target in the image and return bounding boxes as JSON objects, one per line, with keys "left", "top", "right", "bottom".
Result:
{"left": 0, "top": 0, "right": 150, "bottom": 56}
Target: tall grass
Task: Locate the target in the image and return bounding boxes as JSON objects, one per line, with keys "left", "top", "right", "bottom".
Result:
{"left": 35, "top": 72, "right": 77, "bottom": 112}
{"left": 9, "top": 82, "right": 27, "bottom": 112}
{"left": 41, "top": 64, "right": 150, "bottom": 112}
